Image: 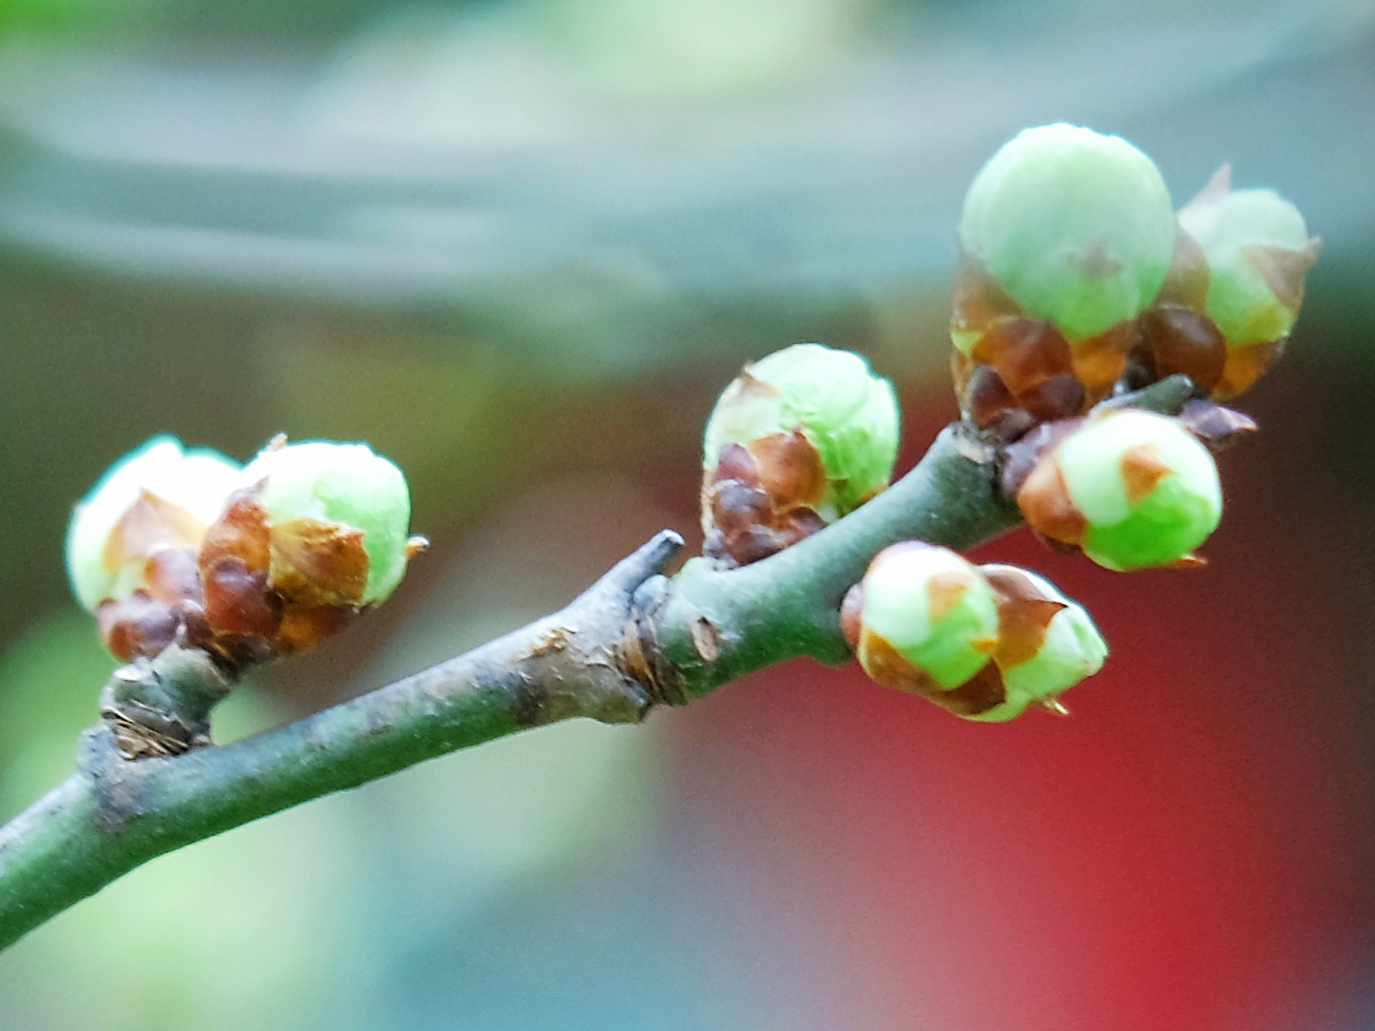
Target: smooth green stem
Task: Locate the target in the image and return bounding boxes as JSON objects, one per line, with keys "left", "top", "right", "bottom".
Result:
{"left": 11, "top": 392, "right": 1199, "bottom": 950}
{"left": 645, "top": 422, "right": 1018, "bottom": 697}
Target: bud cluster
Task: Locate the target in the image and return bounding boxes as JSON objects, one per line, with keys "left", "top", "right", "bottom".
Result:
{"left": 701, "top": 343, "right": 899, "bottom": 567}
{"left": 67, "top": 435, "right": 424, "bottom": 668}
{"left": 953, "top": 124, "right": 1316, "bottom": 438}
{"left": 841, "top": 543, "right": 1108, "bottom": 721}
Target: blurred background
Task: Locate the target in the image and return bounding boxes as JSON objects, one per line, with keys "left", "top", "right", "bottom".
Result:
{"left": 2, "top": 0, "right": 1375, "bottom": 1028}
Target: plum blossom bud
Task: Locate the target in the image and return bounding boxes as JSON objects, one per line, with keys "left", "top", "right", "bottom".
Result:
{"left": 840, "top": 545, "right": 1108, "bottom": 721}
{"left": 239, "top": 440, "right": 413, "bottom": 606}
{"left": 952, "top": 124, "right": 1177, "bottom": 433}
{"left": 193, "top": 439, "right": 424, "bottom": 663}
{"left": 840, "top": 543, "right": 1000, "bottom": 711}
{"left": 67, "top": 437, "right": 241, "bottom": 660}
{"left": 1158, "top": 167, "right": 1318, "bottom": 400}
{"left": 1016, "top": 409, "right": 1222, "bottom": 572}
{"left": 701, "top": 343, "right": 899, "bottom": 567}
{"left": 66, "top": 436, "right": 241, "bottom": 613}
{"left": 960, "top": 124, "right": 1176, "bottom": 344}
{"left": 68, "top": 435, "right": 424, "bottom": 667}
{"left": 975, "top": 564, "right": 1108, "bottom": 721}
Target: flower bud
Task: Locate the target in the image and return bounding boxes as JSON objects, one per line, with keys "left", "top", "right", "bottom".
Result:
{"left": 960, "top": 124, "right": 1176, "bottom": 344}
{"left": 975, "top": 564, "right": 1108, "bottom": 721}
{"left": 1169, "top": 167, "right": 1318, "bottom": 399}
{"left": 841, "top": 543, "right": 1000, "bottom": 706}
{"left": 66, "top": 435, "right": 240, "bottom": 614}
{"left": 1016, "top": 409, "right": 1222, "bottom": 571}
{"left": 701, "top": 343, "right": 899, "bottom": 566}
{"left": 952, "top": 125, "right": 1176, "bottom": 434}
{"left": 184, "top": 438, "right": 424, "bottom": 664}
{"left": 238, "top": 440, "right": 414, "bottom": 607}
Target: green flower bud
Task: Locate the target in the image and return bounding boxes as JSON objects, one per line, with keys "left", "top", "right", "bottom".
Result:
{"left": 1017, "top": 409, "right": 1222, "bottom": 572}
{"left": 850, "top": 542, "right": 1000, "bottom": 691}
{"left": 703, "top": 343, "right": 899, "bottom": 520}
{"left": 975, "top": 565, "right": 1108, "bottom": 722}
{"left": 960, "top": 123, "right": 1176, "bottom": 343}
{"left": 66, "top": 435, "right": 241, "bottom": 612}
{"left": 701, "top": 343, "right": 899, "bottom": 566}
{"left": 239, "top": 440, "right": 414, "bottom": 606}
{"left": 1176, "top": 168, "right": 1317, "bottom": 350}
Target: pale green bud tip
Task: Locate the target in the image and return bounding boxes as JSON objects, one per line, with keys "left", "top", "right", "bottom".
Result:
{"left": 241, "top": 440, "right": 413, "bottom": 604}
{"left": 66, "top": 435, "right": 241, "bottom": 612}
{"left": 960, "top": 123, "right": 1176, "bottom": 342}
{"left": 1177, "top": 169, "right": 1317, "bottom": 348}
{"left": 973, "top": 565, "right": 1108, "bottom": 722}
{"left": 1058, "top": 410, "right": 1222, "bottom": 571}
{"left": 702, "top": 343, "right": 900, "bottom": 519}
{"left": 860, "top": 542, "right": 999, "bottom": 689}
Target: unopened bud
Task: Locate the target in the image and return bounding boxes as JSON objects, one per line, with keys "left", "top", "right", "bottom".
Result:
{"left": 239, "top": 440, "right": 413, "bottom": 607}
{"left": 842, "top": 542, "right": 1000, "bottom": 701}
{"left": 960, "top": 124, "right": 1175, "bottom": 344}
{"left": 1016, "top": 409, "right": 1222, "bottom": 571}
{"left": 1169, "top": 167, "right": 1318, "bottom": 399}
{"left": 975, "top": 564, "right": 1108, "bottom": 721}
{"left": 953, "top": 124, "right": 1177, "bottom": 431}
{"left": 66, "top": 436, "right": 240, "bottom": 614}
{"left": 702, "top": 343, "right": 899, "bottom": 566}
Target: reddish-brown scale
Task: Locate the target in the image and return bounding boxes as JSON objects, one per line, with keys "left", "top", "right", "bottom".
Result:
{"left": 713, "top": 442, "right": 760, "bottom": 484}
{"left": 1016, "top": 453, "right": 1087, "bottom": 548}
{"left": 1214, "top": 339, "right": 1287, "bottom": 401}
{"left": 971, "top": 317, "right": 1074, "bottom": 399}
{"left": 103, "top": 492, "right": 205, "bottom": 575}
{"left": 780, "top": 506, "right": 827, "bottom": 538}
{"left": 701, "top": 436, "right": 829, "bottom": 568}
{"left": 98, "top": 593, "right": 181, "bottom": 662}
{"left": 269, "top": 518, "right": 369, "bottom": 608}
{"left": 1141, "top": 307, "right": 1227, "bottom": 392}
{"left": 1119, "top": 443, "right": 1172, "bottom": 504}
{"left": 200, "top": 489, "right": 272, "bottom": 573}
{"left": 856, "top": 627, "right": 945, "bottom": 698}
{"left": 201, "top": 556, "right": 282, "bottom": 639}
{"left": 859, "top": 627, "right": 1008, "bottom": 717}
{"left": 709, "top": 481, "right": 773, "bottom": 533}
{"left": 1020, "top": 374, "right": 1087, "bottom": 423}
{"left": 748, "top": 431, "right": 827, "bottom": 510}
{"left": 1000, "top": 418, "right": 1086, "bottom": 498}
{"left": 731, "top": 369, "right": 782, "bottom": 406}
{"left": 708, "top": 481, "right": 772, "bottom": 532}
{"left": 1177, "top": 400, "right": 1258, "bottom": 452}
{"left": 982, "top": 567, "right": 1068, "bottom": 670}
{"left": 931, "top": 660, "right": 1009, "bottom": 717}
{"left": 273, "top": 604, "right": 356, "bottom": 654}
{"left": 705, "top": 525, "right": 781, "bottom": 567}
{"left": 141, "top": 547, "right": 203, "bottom": 605}
{"left": 1069, "top": 320, "right": 1139, "bottom": 401}
{"left": 962, "top": 362, "right": 1017, "bottom": 430}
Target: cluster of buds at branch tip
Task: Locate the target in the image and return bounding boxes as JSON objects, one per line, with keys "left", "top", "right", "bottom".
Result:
{"left": 840, "top": 543, "right": 1107, "bottom": 721}
{"left": 67, "top": 434, "right": 425, "bottom": 670}
{"left": 1009, "top": 409, "right": 1222, "bottom": 572}
{"left": 700, "top": 343, "right": 899, "bottom": 567}
{"left": 951, "top": 124, "right": 1316, "bottom": 439}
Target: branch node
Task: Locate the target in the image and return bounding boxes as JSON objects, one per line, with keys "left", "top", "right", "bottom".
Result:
{"left": 99, "top": 646, "right": 235, "bottom": 760}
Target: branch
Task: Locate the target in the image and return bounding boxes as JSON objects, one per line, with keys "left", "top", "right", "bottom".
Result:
{"left": 3, "top": 386, "right": 1197, "bottom": 950}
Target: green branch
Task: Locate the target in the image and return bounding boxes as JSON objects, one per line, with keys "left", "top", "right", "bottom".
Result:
{"left": 0, "top": 378, "right": 1193, "bottom": 952}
